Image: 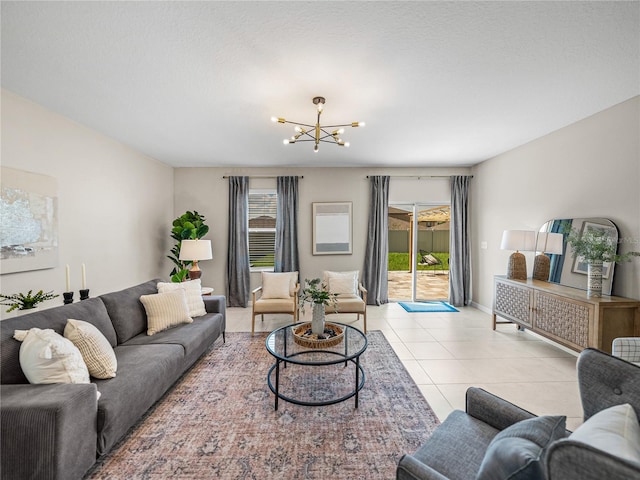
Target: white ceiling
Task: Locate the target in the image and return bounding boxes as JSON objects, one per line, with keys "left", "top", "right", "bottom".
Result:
{"left": 2, "top": 1, "right": 639, "bottom": 168}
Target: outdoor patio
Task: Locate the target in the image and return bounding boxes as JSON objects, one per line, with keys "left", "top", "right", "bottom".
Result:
{"left": 387, "top": 270, "right": 449, "bottom": 301}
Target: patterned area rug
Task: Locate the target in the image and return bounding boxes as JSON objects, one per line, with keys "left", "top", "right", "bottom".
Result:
{"left": 85, "top": 331, "right": 439, "bottom": 479}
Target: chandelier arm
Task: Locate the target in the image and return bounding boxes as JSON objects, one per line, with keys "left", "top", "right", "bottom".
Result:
{"left": 321, "top": 123, "right": 360, "bottom": 128}
{"left": 282, "top": 120, "right": 316, "bottom": 128}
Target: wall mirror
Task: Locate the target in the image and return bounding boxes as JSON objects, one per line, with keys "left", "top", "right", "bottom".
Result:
{"left": 539, "top": 217, "right": 619, "bottom": 295}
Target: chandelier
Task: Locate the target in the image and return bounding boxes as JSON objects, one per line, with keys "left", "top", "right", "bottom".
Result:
{"left": 271, "top": 96, "right": 365, "bottom": 152}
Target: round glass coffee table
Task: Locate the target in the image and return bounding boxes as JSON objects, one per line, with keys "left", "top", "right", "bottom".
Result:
{"left": 265, "top": 322, "right": 368, "bottom": 410}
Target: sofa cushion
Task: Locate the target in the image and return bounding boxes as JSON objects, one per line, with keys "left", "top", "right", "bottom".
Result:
{"left": 261, "top": 272, "right": 294, "bottom": 299}
{"left": 476, "top": 415, "right": 567, "bottom": 480}
{"left": 64, "top": 319, "right": 117, "bottom": 379}
{"left": 99, "top": 279, "right": 161, "bottom": 344}
{"left": 14, "top": 328, "right": 90, "bottom": 385}
{"left": 157, "top": 278, "right": 207, "bottom": 317}
{"left": 140, "top": 290, "right": 193, "bottom": 335}
{"left": 569, "top": 403, "right": 640, "bottom": 464}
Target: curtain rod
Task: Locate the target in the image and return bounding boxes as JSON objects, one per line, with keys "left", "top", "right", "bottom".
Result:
{"left": 365, "top": 175, "right": 473, "bottom": 179}
{"left": 222, "top": 175, "right": 304, "bottom": 179}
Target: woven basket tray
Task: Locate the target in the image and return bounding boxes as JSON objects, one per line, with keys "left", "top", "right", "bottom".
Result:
{"left": 292, "top": 322, "right": 344, "bottom": 349}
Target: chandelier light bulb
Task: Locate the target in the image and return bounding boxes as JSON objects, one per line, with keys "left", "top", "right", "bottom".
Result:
{"left": 283, "top": 139, "right": 290, "bottom": 144}
{"left": 294, "top": 126, "right": 302, "bottom": 133}
{"left": 271, "top": 116, "right": 277, "bottom": 122}
{"left": 344, "top": 142, "right": 350, "bottom": 147}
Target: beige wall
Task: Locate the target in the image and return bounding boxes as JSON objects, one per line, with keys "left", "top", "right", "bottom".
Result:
{"left": 174, "top": 167, "right": 470, "bottom": 300}
{"left": 0, "top": 90, "right": 174, "bottom": 319}
{"left": 471, "top": 96, "right": 640, "bottom": 311}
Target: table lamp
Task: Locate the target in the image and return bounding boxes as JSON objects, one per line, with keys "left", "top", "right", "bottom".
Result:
{"left": 500, "top": 230, "right": 536, "bottom": 280}
{"left": 179, "top": 239, "right": 212, "bottom": 280}
{"left": 532, "top": 232, "right": 564, "bottom": 281}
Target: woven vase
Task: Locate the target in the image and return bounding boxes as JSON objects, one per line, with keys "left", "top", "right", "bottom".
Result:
{"left": 312, "top": 303, "right": 325, "bottom": 335}
{"left": 588, "top": 260, "right": 603, "bottom": 297}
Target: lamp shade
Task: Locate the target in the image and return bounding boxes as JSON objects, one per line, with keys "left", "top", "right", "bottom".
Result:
{"left": 179, "top": 239, "right": 212, "bottom": 261}
{"left": 500, "top": 230, "right": 536, "bottom": 252}
{"left": 535, "top": 232, "right": 564, "bottom": 254}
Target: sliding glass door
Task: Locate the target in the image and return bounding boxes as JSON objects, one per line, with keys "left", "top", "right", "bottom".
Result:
{"left": 388, "top": 203, "right": 450, "bottom": 302}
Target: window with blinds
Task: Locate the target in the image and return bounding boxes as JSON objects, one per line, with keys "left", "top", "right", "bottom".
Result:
{"left": 248, "top": 190, "right": 277, "bottom": 269}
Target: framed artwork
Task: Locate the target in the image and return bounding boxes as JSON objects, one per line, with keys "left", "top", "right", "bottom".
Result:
{"left": 312, "top": 202, "right": 352, "bottom": 255}
{"left": 571, "top": 221, "right": 616, "bottom": 279}
{"left": 0, "top": 167, "right": 59, "bottom": 274}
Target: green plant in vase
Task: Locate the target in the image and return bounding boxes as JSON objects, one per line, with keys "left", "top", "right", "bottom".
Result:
{"left": 300, "top": 278, "right": 338, "bottom": 335}
{"left": 563, "top": 223, "right": 640, "bottom": 296}
{"left": 168, "top": 211, "right": 209, "bottom": 282}
{"left": 0, "top": 290, "right": 59, "bottom": 313}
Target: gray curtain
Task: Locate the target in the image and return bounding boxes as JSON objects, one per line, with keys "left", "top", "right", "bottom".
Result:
{"left": 274, "top": 176, "right": 299, "bottom": 272}
{"left": 362, "top": 176, "right": 389, "bottom": 305}
{"left": 226, "top": 176, "right": 250, "bottom": 307}
{"left": 449, "top": 175, "right": 472, "bottom": 306}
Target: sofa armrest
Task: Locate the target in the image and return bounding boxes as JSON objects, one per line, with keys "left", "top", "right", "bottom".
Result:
{"left": 465, "top": 387, "right": 537, "bottom": 431}
{"left": 546, "top": 439, "right": 640, "bottom": 480}
{"left": 203, "top": 294, "right": 226, "bottom": 315}
{"left": 577, "top": 348, "right": 640, "bottom": 421}
{"left": 1, "top": 383, "right": 98, "bottom": 480}
{"left": 397, "top": 454, "right": 450, "bottom": 480}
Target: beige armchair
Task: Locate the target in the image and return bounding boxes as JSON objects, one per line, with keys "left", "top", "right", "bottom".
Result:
{"left": 322, "top": 270, "right": 368, "bottom": 333}
{"left": 251, "top": 271, "right": 299, "bottom": 334}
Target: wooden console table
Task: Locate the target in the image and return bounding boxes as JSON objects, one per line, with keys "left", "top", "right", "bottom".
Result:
{"left": 493, "top": 275, "right": 640, "bottom": 354}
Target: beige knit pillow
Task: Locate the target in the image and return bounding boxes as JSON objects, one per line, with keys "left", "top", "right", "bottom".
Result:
{"left": 140, "top": 289, "right": 193, "bottom": 336}
{"left": 64, "top": 319, "right": 117, "bottom": 379}
{"left": 157, "top": 278, "right": 207, "bottom": 317}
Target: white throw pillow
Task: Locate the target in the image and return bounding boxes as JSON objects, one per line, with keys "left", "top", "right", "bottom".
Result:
{"left": 140, "top": 289, "right": 193, "bottom": 336}
{"left": 324, "top": 270, "right": 359, "bottom": 295}
{"left": 157, "top": 279, "right": 207, "bottom": 317}
{"left": 569, "top": 403, "right": 640, "bottom": 464}
{"left": 64, "top": 319, "right": 117, "bottom": 379}
{"left": 14, "top": 328, "right": 90, "bottom": 385}
{"left": 261, "top": 272, "right": 293, "bottom": 299}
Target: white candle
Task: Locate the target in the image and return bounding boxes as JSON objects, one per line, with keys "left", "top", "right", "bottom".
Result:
{"left": 65, "top": 264, "right": 71, "bottom": 292}
{"left": 81, "top": 263, "right": 86, "bottom": 289}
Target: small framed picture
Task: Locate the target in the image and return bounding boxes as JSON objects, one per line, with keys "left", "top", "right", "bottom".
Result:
{"left": 571, "top": 221, "right": 616, "bottom": 279}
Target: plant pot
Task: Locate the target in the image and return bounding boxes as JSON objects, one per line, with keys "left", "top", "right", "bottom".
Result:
{"left": 588, "top": 260, "right": 603, "bottom": 297}
{"left": 312, "top": 303, "right": 325, "bottom": 335}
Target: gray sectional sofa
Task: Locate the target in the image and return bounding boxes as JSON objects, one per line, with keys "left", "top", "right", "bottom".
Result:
{"left": 397, "top": 348, "right": 640, "bottom": 480}
{"left": 0, "top": 279, "right": 226, "bottom": 480}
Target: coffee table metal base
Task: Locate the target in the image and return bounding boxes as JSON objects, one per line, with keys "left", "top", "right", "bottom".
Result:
{"left": 267, "top": 351, "right": 365, "bottom": 411}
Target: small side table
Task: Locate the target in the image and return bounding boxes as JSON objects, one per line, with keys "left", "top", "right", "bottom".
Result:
{"left": 201, "top": 287, "right": 214, "bottom": 296}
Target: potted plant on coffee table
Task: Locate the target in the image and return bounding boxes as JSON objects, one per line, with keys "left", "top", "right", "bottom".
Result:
{"left": 300, "top": 278, "right": 338, "bottom": 335}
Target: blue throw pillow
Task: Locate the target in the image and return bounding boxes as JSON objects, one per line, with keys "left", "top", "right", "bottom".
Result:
{"left": 476, "top": 415, "right": 567, "bottom": 480}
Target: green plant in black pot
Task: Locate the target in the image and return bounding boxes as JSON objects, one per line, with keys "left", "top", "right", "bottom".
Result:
{"left": 168, "top": 211, "right": 209, "bottom": 282}
{"left": 0, "top": 290, "right": 59, "bottom": 313}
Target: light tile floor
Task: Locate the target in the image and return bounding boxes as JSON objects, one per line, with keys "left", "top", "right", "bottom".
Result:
{"left": 226, "top": 303, "right": 583, "bottom": 431}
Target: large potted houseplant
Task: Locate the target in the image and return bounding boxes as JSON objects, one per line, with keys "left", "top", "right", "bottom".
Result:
{"left": 300, "top": 278, "right": 338, "bottom": 335}
{"left": 168, "top": 211, "right": 209, "bottom": 282}
{"left": 564, "top": 224, "right": 640, "bottom": 297}
{"left": 0, "top": 290, "right": 59, "bottom": 313}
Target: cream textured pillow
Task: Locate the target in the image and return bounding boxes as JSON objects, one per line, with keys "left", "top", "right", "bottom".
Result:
{"left": 261, "top": 272, "right": 293, "bottom": 299}
{"left": 140, "top": 289, "right": 193, "bottom": 336}
{"left": 569, "top": 403, "right": 640, "bottom": 463}
{"left": 14, "top": 328, "right": 90, "bottom": 385}
{"left": 157, "top": 278, "right": 207, "bottom": 317}
{"left": 324, "top": 270, "right": 359, "bottom": 295}
{"left": 64, "top": 319, "right": 117, "bottom": 379}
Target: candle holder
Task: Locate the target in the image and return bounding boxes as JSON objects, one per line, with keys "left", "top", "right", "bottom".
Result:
{"left": 63, "top": 292, "right": 74, "bottom": 305}
{"left": 80, "top": 289, "right": 90, "bottom": 301}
